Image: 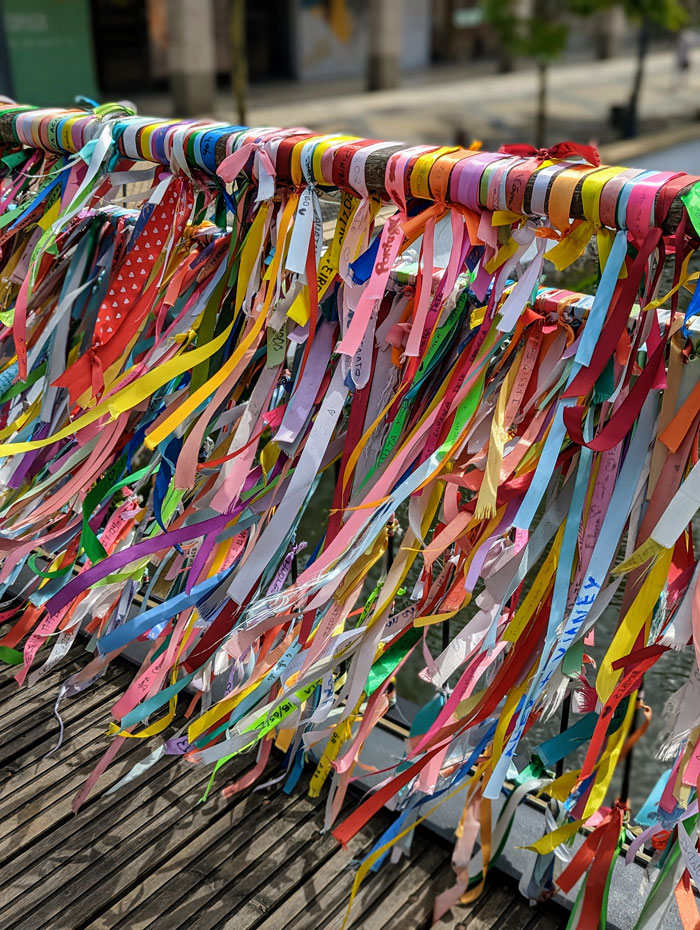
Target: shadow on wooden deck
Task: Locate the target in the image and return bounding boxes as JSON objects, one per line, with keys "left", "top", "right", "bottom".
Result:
{"left": 0, "top": 649, "right": 570, "bottom": 930}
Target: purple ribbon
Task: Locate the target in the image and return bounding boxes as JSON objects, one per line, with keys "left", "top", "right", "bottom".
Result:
{"left": 44, "top": 513, "right": 233, "bottom": 617}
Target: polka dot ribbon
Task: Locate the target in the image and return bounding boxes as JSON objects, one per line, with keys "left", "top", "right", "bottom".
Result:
{"left": 93, "top": 176, "right": 193, "bottom": 347}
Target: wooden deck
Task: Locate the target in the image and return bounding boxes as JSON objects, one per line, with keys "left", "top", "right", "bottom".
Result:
{"left": 0, "top": 648, "right": 569, "bottom": 930}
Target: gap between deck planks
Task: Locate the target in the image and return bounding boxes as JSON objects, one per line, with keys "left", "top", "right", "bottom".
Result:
{"left": 0, "top": 653, "right": 570, "bottom": 930}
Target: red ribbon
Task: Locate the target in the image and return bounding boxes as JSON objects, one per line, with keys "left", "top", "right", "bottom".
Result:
{"left": 556, "top": 802, "right": 626, "bottom": 930}
{"left": 563, "top": 332, "right": 668, "bottom": 452}
{"left": 498, "top": 141, "right": 600, "bottom": 167}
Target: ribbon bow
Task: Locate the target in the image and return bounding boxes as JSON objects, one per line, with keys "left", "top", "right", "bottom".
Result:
{"left": 498, "top": 141, "right": 600, "bottom": 167}
{"left": 216, "top": 141, "right": 276, "bottom": 198}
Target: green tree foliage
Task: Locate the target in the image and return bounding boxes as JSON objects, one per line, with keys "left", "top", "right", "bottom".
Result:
{"left": 482, "top": 0, "right": 568, "bottom": 64}
{"left": 482, "top": 0, "right": 689, "bottom": 142}
{"left": 568, "top": 0, "right": 687, "bottom": 32}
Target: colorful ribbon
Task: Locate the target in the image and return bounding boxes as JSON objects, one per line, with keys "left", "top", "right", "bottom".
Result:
{"left": 1, "top": 101, "right": 700, "bottom": 930}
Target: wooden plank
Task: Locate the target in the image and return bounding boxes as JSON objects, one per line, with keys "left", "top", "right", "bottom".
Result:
{"left": 337, "top": 841, "right": 448, "bottom": 930}
{"left": 1, "top": 741, "right": 195, "bottom": 893}
{"left": 0, "top": 696, "right": 144, "bottom": 836}
{"left": 358, "top": 840, "right": 453, "bottom": 930}
{"left": 0, "top": 666, "right": 131, "bottom": 759}
{"left": 2, "top": 753, "right": 254, "bottom": 930}
{"left": 317, "top": 851, "right": 424, "bottom": 930}
{"left": 0, "top": 640, "right": 93, "bottom": 693}
{"left": 0, "top": 693, "right": 137, "bottom": 801}
{"left": 0, "top": 654, "right": 572, "bottom": 930}
{"left": 525, "top": 906, "right": 568, "bottom": 930}
{"left": 436, "top": 882, "right": 528, "bottom": 930}
{"left": 486, "top": 894, "right": 545, "bottom": 930}
{"left": 2, "top": 757, "right": 215, "bottom": 926}
{"left": 0, "top": 668, "right": 133, "bottom": 785}
{"left": 176, "top": 791, "right": 356, "bottom": 930}
{"left": 97, "top": 787, "right": 321, "bottom": 930}
{"left": 167, "top": 797, "right": 352, "bottom": 930}
{"left": 208, "top": 819, "right": 380, "bottom": 930}
{"left": 2, "top": 665, "right": 129, "bottom": 749}
{"left": 424, "top": 881, "right": 501, "bottom": 930}
{"left": 247, "top": 813, "right": 418, "bottom": 930}
{"left": 1, "top": 687, "right": 107, "bottom": 773}
{"left": 0, "top": 674, "right": 133, "bottom": 845}
{"left": 0, "top": 649, "right": 93, "bottom": 721}
{"left": 315, "top": 819, "right": 444, "bottom": 930}
{"left": 0, "top": 644, "right": 82, "bottom": 690}
{"left": 0, "top": 737, "right": 145, "bottom": 870}
{"left": 0, "top": 661, "right": 89, "bottom": 729}
{"left": 0, "top": 673, "right": 129, "bottom": 778}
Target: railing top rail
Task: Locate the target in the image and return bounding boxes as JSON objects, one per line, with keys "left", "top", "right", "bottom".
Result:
{"left": 0, "top": 102, "right": 697, "bottom": 234}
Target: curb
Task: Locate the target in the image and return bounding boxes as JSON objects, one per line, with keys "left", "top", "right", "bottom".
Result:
{"left": 600, "top": 122, "right": 700, "bottom": 165}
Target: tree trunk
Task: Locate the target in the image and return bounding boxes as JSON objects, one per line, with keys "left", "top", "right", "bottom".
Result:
{"left": 535, "top": 60, "right": 547, "bottom": 148}
{"left": 367, "top": 0, "right": 401, "bottom": 91}
{"left": 229, "top": 0, "right": 248, "bottom": 125}
{"left": 167, "top": 0, "right": 216, "bottom": 117}
{"left": 624, "top": 17, "right": 650, "bottom": 139}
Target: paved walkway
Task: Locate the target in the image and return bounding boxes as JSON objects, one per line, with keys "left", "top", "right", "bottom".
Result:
{"left": 131, "top": 49, "right": 700, "bottom": 152}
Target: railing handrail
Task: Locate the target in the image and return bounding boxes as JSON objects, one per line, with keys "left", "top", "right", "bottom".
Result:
{"left": 0, "top": 103, "right": 696, "bottom": 233}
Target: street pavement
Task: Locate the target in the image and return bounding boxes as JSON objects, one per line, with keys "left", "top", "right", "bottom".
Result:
{"left": 130, "top": 48, "right": 700, "bottom": 153}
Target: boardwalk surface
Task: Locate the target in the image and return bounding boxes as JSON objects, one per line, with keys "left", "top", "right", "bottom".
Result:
{"left": 0, "top": 649, "right": 569, "bottom": 930}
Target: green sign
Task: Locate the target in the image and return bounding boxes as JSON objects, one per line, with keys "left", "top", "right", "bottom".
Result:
{"left": 3, "top": 0, "right": 98, "bottom": 106}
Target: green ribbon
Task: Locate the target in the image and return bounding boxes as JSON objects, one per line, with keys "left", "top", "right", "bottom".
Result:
{"left": 366, "top": 626, "right": 422, "bottom": 696}
{"left": 682, "top": 181, "right": 700, "bottom": 238}
{"left": 0, "top": 646, "right": 23, "bottom": 665}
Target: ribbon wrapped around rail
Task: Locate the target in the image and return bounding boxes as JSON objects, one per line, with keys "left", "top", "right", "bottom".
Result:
{"left": 3, "top": 100, "right": 700, "bottom": 930}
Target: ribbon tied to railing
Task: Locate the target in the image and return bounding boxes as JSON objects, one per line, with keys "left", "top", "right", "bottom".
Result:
{"left": 3, "top": 102, "right": 700, "bottom": 930}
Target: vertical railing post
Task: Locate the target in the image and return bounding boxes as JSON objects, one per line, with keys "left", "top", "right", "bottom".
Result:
{"left": 555, "top": 694, "right": 572, "bottom": 779}
{"left": 619, "top": 692, "right": 640, "bottom": 807}
{"left": 386, "top": 515, "right": 395, "bottom": 571}
{"left": 442, "top": 614, "right": 450, "bottom": 655}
